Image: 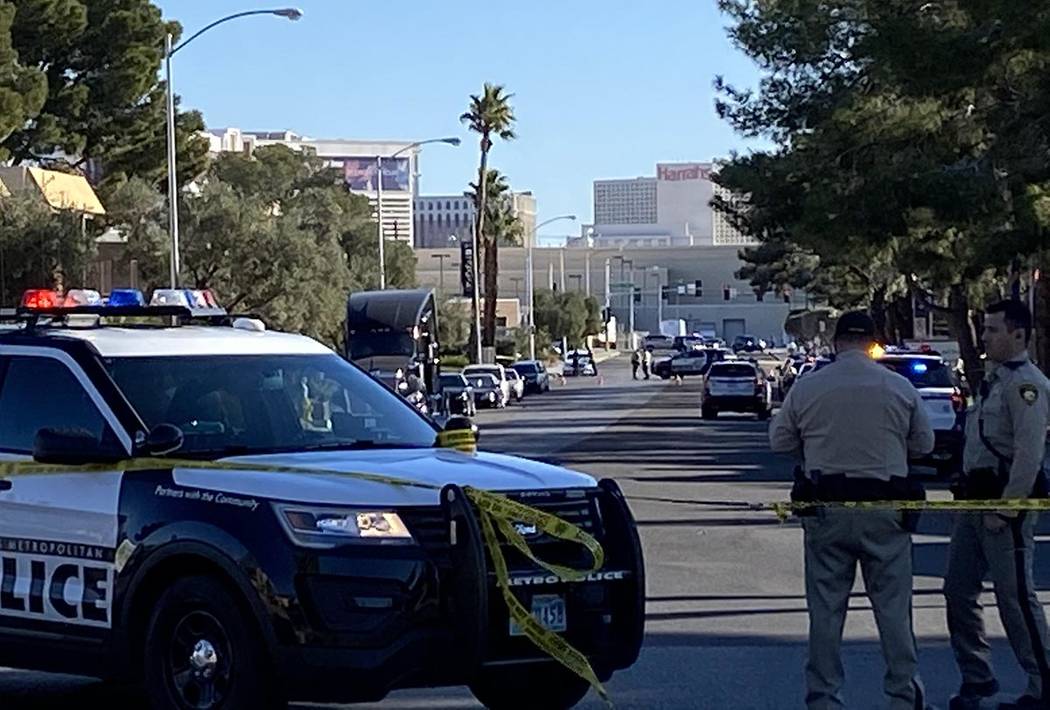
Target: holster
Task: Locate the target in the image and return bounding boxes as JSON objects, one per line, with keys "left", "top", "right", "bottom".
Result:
{"left": 958, "top": 467, "right": 1005, "bottom": 501}
{"left": 790, "top": 465, "right": 818, "bottom": 517}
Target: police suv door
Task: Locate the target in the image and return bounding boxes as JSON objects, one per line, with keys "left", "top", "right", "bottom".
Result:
{"left": 0, "top": 348, "right": 128, "bottom": 641}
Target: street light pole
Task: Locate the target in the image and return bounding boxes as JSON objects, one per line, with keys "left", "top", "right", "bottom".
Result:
{"left": 376, "top": 137, "right": 460, "bottom": 290}
{"left": 164, "top": 8, "right": 303, "bottom": 289}
{"left": 165, "top": 33, "right": 179, "bottom": 288}
{"left": 527, "top": 214, "right": 575, "bottom": 360}
{"left": 431, "top": 253, "right": 450, "bottom": 294}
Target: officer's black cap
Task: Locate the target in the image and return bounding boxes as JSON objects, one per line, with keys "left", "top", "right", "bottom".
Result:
{"left": 833, "top": 311, "right": 876, "bottom": 339}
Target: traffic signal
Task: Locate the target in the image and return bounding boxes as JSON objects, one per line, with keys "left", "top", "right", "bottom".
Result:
{"left": 633, "top": 286, "right": 641, "bottom": 304}
{"left": 695, "top": 280, "right": 703, "bottom": 297}
{"left": 661, "top": 285, "right": 670, "bottom": 301}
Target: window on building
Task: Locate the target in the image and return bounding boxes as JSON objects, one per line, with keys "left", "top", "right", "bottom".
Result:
{"left": 446, "top": 201, "right": 451, "bottom": 210}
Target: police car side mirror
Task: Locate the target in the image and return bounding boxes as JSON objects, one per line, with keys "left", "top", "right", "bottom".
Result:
{"left": 33, "top": 428, "right": 124, "bottom": 465}
{"left": 146, "top": 423, "right": 184, "bottom": 456}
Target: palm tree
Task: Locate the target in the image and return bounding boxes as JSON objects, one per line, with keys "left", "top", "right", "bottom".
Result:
{"left": 461, "top": 83, "right": 516, "bottom": 348}
{"left": 466, "top": 169, "right": 524, "bottom": 246}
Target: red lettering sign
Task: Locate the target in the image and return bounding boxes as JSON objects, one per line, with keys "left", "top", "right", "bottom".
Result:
{"left": 657, "top": 164, "right": 711, "bottom": 181}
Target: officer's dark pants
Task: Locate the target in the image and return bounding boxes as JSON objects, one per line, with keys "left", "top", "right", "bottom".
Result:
{"left": 803, "top": 509, "right": 924, "bottom": 709}
{"left": 632, "top": 362, "right": 639, "bottom": 379}
{"left": 944, "top": 512, "right": 1050, "bottom": 699}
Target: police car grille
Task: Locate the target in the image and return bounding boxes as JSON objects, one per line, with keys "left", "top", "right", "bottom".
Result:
{"left": 400, "top": 491, "right": 600, "bottom": 568}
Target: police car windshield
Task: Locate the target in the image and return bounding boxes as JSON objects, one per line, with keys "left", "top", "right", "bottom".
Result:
{"left": 105, "top": 354, "right": 438, "bottom": 455}
{"left": 878, "top": 358, "right": 955, "bottom": 389}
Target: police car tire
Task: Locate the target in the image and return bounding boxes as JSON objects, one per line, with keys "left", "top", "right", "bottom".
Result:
{"left": 701, "top": 406, "right": 717, "bottom": 420}
{"left": 469, "top": 665, "right": 590, "bottom": 709}
{"left": 143, "top": 575, "right": 281, "bottom": 710}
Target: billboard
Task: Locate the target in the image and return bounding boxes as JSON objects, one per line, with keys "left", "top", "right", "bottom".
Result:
{"left": 342, "top": 157, "right": 410, "bottom": 192}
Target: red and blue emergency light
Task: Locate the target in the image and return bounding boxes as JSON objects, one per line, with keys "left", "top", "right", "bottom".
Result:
{"left": 18, "top": 287, "right": 222, "bottom": 313}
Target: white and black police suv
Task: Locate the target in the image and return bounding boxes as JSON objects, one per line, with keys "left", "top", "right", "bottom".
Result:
{"left": 0, "top": 288, "right": 645, "bottom": 710}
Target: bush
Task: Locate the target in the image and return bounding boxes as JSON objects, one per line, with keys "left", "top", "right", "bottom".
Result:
{"left": 441, "top": 354, "right": 469, "bottom": 370}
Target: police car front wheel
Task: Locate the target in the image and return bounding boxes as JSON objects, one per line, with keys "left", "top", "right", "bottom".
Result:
{"left": 469, "top": 664, "right": 591, "bottom": 709}
{"left": 144, "top": 575, "right": 282, "bottom": 710}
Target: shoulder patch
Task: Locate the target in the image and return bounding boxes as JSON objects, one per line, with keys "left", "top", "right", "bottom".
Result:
{"left": 1019, "top": 383, "right": 1039, "bottom": 405}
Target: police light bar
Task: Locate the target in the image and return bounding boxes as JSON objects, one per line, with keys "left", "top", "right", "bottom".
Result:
{"left": 18, "top": 287, "right": 226, "bottom": 318}
{"left": 21, "top": 289, "right": 60, "bottom": 309}
{"left": 107, "top": 289, "right": 146, "bottom": 307}
{"left": 63, "top": 289, "right": 102, "bottom": 307}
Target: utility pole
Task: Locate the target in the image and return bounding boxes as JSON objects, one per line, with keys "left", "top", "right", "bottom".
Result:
{"left": 584, "top": 251, "right": 592, "bottom": 297}
{"left": 431, "top": 253, "right": 451, "bottom": 295}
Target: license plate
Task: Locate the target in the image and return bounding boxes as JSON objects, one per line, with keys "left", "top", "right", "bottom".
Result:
{"left": 509, "top": 595, "right": 566, "bottom": 636}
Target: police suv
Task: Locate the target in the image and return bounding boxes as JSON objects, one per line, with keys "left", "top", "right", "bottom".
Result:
{"left": 875, "top": 348, "right": 966, "bottom": 477}
{"left": 0, "top": 288, "right": 645, "bottom": 710}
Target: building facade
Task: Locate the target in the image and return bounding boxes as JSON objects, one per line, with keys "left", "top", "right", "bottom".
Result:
{"left": 206, "top": 128, "right": 420, "bottom": 246}
{"left": 413, "top": 191, "right": 538, "bottom": 249}
{"left": 593, "top": 177, "right": 657, "bottom": 225}
{"left": 415, "top": 245, "right": 802, "bottom": 343}
{"left": 587, "top": 162, "right": 757, "bottom": 248}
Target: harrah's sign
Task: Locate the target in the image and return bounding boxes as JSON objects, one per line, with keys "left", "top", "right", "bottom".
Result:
{"left": 657, "top": 163, "right": 713, "bottom": 182}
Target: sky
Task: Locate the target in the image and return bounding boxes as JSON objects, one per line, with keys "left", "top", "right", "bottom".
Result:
{"left": 155, "top": 1, "right": 765, "bottom": 243}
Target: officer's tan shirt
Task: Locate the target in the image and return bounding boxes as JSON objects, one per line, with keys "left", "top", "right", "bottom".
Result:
{"left": 963, "top": 352, "right": 1050, "bottom": 500}
{"left": 769, "top": 350, "right": 935, "bottom": 480}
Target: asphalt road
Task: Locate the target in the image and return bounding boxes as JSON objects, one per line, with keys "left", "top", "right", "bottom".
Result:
{"left": 2, "top": 355, "right": 1047, "bottom": 708}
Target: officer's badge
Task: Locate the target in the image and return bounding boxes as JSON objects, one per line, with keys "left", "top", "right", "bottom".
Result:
{"left": 1020, "top": 384, "right": 1039, "bottom": 405}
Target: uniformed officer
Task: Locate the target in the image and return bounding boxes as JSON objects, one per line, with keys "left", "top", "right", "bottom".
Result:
{"left": 770, "top": 310, "right": 935, "bottom": 710}
{"left": 944, "top": 300, "right": 1050, "bottom": 710}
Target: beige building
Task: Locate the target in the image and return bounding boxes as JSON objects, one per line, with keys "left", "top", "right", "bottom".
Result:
{"left": 585, "top": 162, "right": 758, "bottom": 248}
{"left": 417, "top": 245, "right": 804, "bottom": 343}
{"left": 206, "top": 128, "right": 421, "bottom": 246}
{"left": 414, "top": 191, "right": 537, "bottom": 249}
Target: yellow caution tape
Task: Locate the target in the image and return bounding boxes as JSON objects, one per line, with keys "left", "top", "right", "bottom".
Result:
{"left": 753, "top": 498, "right": 1050, "bottom": 522}
{"left": 435, "top": 428, "right": 478, "bottom": 453}
{"left": 0, "top": 455, "right": 611, "bottom": 703}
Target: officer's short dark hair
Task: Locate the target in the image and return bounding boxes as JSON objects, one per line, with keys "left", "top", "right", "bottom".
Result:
{"left": 986, "top": 299, "right": 1032, "bottom": 343}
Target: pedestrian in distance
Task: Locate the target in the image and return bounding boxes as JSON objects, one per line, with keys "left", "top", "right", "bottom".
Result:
{"left": 631, "top": 348, "right": 641, "bottom": 380}
{"left": 770, "top": 310, "right": 935, "bottom": 710}
{"left": 642, "top": 347, "right": 653, "bottom": 380}
{"left": 944, "top": 300, "right": 1050, "bottom": 710}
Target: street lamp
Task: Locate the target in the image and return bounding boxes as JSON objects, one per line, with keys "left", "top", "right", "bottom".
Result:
{"left": 376, "top": 137, "right": 461, "bottom": 289}
{"left": 165, "top": 8, "right": 303, "bottom": 288}
{"left": 527, "top": 214, "right": 576, "bottom": 360}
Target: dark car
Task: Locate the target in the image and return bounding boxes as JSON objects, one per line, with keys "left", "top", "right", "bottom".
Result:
{"left": 439, "top": 373, "right": 477, "bottom": 416}
{"left": 732, "top": 334, "right": 763, "bottom": 353}
{"left": 466, "top": 372, "right": 504, "bottom": 408}
{"left": 511, "top": 360, "right": 551, "bottom": 393}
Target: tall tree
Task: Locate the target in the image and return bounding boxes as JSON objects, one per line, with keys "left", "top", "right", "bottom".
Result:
{"left": 0, "top": 2, "right": 46, "bottom": 158}
{"left": 4, "top": 0, "right": 209, "bottom": 188}
{"left": 460, "top": 83, "right": 516, "bottom": 348}
{"left": 0, "top": 192, "right": 96, "bottom": 303}
{"left": 714, "top": 0, "right": 1050, "bottom": 378}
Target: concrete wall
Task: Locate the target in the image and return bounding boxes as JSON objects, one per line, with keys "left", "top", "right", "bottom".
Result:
{"left": 415, "top": 245, "right": 805, "bottom": 343}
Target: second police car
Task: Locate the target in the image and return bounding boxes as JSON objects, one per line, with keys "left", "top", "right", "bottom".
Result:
{"left": 0, "top": 288, "right": 645, "bottom": 710}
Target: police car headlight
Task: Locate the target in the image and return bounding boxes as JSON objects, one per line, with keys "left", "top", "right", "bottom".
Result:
{"left": 275, "top": 505, "right": 412, "bottom": 546}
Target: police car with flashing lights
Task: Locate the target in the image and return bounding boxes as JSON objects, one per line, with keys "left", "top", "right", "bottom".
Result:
{"left": 875, "top": 350, "right": 966, "bottom": 477}
{"left": 0, "top": 288, "right": 645, "bottom": 710}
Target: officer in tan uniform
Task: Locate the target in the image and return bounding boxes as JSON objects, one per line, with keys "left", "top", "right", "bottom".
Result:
{"left": 771, "top": 311, "right": 935, "bottom": 710}
{"left": 945, "top": 300, "right": 1050, "bottom": 710}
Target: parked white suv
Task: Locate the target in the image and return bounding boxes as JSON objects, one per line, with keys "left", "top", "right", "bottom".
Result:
{"left": 700, "top": 361, "right": 774, "bottom": 421}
